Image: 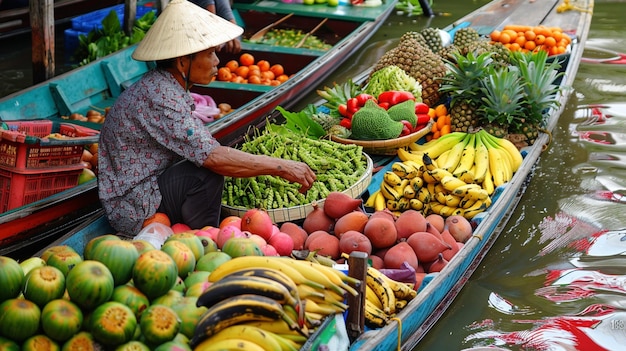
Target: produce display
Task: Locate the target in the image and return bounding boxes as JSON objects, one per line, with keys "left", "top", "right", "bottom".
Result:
{"left": 489, "top": 25, "right": 572, "bottom": 56}
{"left": 0, "top": 203, "right": 428, "bottom": 349}
{"left": 367, "top": 129, "right": 523, "bottom": 218}
{"left": 216, "top": 53, "right": 290, "bottom": 86}
{"left": 221, "top": 125, "right": 369, "bottom": 210}
{"left": 246, "top": 28, "right": 332, "bottom": 51}
{"left": 311, "top": 26, "right": 564, "bottom": 149}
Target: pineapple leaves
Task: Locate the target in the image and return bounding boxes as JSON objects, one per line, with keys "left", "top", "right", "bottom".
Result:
{"left": 478, "top": 66, "right": 525, "bottom": 125}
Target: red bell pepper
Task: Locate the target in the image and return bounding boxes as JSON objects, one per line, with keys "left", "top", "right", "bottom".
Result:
{"left": 416, "top": 113, "right": 431, "bottom": 125}
{"left": 414, "top": 102, "right": 430, "bottom": 115}
{"left": 355, "top": 93, "right": 376, "bottom": 106}
{"left": 377, "top": 91, "right": 415, "bottom": 106}
{"left": 400, "top": 120, "right": 413, "bottom": 136}
{"left": 378, "top": 102, "right": 390, "bottom": 110}
{"left": 338, "top": 104, "right": 348, "bottom": 118}
{"left": 346, "top": 97, "right": 360, "bottom": 117}
{"left": 340, "top": 118, "right": 352, "bottom": 129}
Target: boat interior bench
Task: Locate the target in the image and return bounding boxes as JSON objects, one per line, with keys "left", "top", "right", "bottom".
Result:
{"left": 50, "top": 47, "right": 151, "bottom": 117}
{"left": 0, "top": 84, "right": 60, "bottom": 121}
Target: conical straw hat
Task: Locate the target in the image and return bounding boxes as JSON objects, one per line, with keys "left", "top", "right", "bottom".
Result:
{"left": 132, "top": 0, "right": 243, "bottom": 61}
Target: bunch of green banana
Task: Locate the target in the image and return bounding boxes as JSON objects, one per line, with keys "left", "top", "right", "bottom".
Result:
{"left": 194, "top": 256, "right": 360, "bottom": 349}
{"left": 364, "top": 266, "right": 417, "bottom": 328}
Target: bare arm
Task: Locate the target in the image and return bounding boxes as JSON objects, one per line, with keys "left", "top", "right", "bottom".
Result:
{"left": 203, "top": 146, "right": 316, "bottom": 192}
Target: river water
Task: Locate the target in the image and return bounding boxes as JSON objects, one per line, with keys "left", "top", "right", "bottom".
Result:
{"left": 2, "top": 1, "right": 625, "bottom": 350}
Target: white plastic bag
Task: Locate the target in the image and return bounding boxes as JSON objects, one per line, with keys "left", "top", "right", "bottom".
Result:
{"left": 133, "top": 222, "right": 174, "bottom": 249}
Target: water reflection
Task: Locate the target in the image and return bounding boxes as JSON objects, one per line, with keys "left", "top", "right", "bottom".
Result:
{"left": 419, "top": 1, "right": 626, "bottom": 350}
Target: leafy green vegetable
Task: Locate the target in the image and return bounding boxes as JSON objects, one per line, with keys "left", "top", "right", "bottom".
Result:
{"left": 73, "top": 10, "right": 156, "bottom": 66}
{"left": 273, "top": 106, "right": 326, "bottom": 139}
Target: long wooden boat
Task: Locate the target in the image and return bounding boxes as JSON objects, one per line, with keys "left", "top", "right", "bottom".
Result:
{"left": 0, "top": 0, "right": 397, "bottom": 255}
{"left": 28, "top": 0, "right": 594, "bottom": 349}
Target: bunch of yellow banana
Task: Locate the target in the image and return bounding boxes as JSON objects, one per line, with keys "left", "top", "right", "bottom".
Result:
{"left": 364, "top": 266, "right": 417, "bottom": 329}
{"left": 366, "top": 130, "right": 523, "bottom": 218}
{"left": 408, "top": 130, "right": 523, "bottom": 190}
{"left": 191, "top": 256, "right": 359, "bottom": 350}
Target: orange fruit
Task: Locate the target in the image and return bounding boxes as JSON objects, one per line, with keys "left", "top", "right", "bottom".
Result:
{"left": 257, "top": 60, "right": 270, "bottom": 72}
{"left": 489, "top": 30, "right": 501, "bottom": 42}
{"left": 544, "top": 36, "right": 557, "bottom": 47}
{"left": 143, "top": 212, "right": 171, "bottom": 228}
{"left": 235, "top": 66, "right": 250, "bottom": 78}
{"left": 239, "top": 53, "right": 255, "bottom": 66}
{"left": 248, "top": 69, "right": 261, "bottom": 78}
{"left": 261, "top": 70, "right": 275, "bottom": 81}
{"left": 440, "top": 124, "right": 451, "bottom": 136}
{"left": 248, "top": 64, "right": 260, "bottom": 72}
{"left": 270, "top": 80, "right": 281, "bottom": 86}
{"left": 276, "top": 74, "right": 289, "bottom": 83}
{"left": 524, "top": 40, "right": 536, "bottom": 51}
{"left": 501, "top": 29, "right": 518, "bottom": 41}
{"left": 248, "top": 75, "right": 262, "bottom": 84}
{"left": 269, "top": 64, "right": 284, "bottom": 77}
{"left": 225, "top": 60, "right": 239, "bottom": 72}
{"left": 515, "top": 35, "right": 526, "bottom": 46}
{"left": 509, "top": 43, "right": 521, "bottom": 52}
{"left": 534, "top": 34, "right": 546, "bottom": 45}
{"left": 231, "top": 75, "right": 245, "bottom": 83}
{"left": 524, "top": 30, "right": 536, "bottom": 41}
{"left": 434, "top": 104, "right": 448, "bottom": 117}
{"left": 499, "top": 32, "right": 512, "bottom": 44}
{"left": 217, "top": 67, "right": 232, "bottom": 81}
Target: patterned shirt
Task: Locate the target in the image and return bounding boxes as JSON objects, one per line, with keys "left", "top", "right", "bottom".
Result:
{"left": 98, "top": 69, "right": 220, "bottom": 235}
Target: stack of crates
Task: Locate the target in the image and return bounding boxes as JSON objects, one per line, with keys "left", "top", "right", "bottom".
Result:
{"left": 0, "top": 120, "right": 100, "bottom": 213}
{"left": 64, "top": 4, "right": 156, "bottom": 58}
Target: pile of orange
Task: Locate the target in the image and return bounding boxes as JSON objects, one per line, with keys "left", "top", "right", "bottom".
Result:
{"left": 216, "top": 53, "right": 290, "bottom": 86}
{"left": 426, "top": 104, "right": 452, "bottom": 141}
{"left": 489, "top": 25, "right": 571, "bottom": 56}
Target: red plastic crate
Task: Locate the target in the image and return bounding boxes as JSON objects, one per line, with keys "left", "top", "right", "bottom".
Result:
{"left": 0, "top": 120, "right": 99, "bottom": 172}
{"left": 0, "top": 166, "right": 83, "bottom": 213}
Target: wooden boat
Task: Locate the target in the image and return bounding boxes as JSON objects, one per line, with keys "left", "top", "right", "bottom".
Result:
{"left": 0, "top": 0, "right": 397, "bottom": 255}
{"left": 28, "top": 0, "right": 594, "bottom": 349}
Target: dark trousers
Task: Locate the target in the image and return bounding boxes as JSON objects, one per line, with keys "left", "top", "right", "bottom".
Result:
{"left": 157, "top": 161, "right": 224, "bottom": 229}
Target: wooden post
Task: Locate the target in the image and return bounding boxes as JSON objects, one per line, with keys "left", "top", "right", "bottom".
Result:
{"left": 124, "top": 0, "right": 138, "bottom": 36}
{"left": 30, "top": 0, "right": 55, "bottom": 83}
{"left": 346, "top": 251, "right": 368, "bottom": 342}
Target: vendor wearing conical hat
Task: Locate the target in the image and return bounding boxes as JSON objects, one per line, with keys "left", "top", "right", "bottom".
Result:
{"left": 98, "top": 0, "right": 316, "bottom": 236}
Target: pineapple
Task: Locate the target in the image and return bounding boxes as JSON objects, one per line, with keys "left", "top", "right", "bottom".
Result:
{"left": 439, "top": 52, "right": 494, "bottom": 132}
{"left": 399, "top": 31, "right": 428, "bottom": 48}
{"left": 420, "top": 27, "right": 444, "bottom": 54}
{"left": 371, "top": 38, "right": 446, "bottom": 107}
{"left": 507, "top": 50, "right": 564, "bottom": 145}
{"left": 467, "top": 40, "right": 510, "bottom": 67}
{"left": 452, "top": 27, "right": 480, "bottom": 55}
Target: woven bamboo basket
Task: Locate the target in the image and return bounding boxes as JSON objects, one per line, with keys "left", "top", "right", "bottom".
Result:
{"left": 330, "top": 119, "right": 434, "bottom": 156}
{"left": 221, "top": 154, "right": 373, "bottom": 223}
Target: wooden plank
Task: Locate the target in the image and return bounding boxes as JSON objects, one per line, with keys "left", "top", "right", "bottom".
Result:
{"left": 30, "top": 0, "right": 55, "bottom": 83}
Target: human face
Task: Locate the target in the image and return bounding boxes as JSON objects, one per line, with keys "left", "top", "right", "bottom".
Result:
{"left": 187, "top": 47, "right": 220, "bottom": 86}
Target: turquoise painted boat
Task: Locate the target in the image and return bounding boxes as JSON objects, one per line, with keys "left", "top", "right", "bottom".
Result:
{"left": 0, "top": 0, "right": 398, "bottom": 254}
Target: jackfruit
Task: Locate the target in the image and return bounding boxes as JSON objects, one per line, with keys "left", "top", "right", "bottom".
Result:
{"left": 387, "top": 99, "right": 417, "bottom": 127}
{"left": 350, "top": 100, "right": 403, "bottom": 141}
